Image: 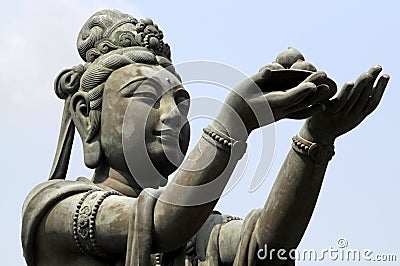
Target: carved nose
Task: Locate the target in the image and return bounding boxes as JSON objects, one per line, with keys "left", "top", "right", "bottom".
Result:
{"left": 160, "top": 101, "right": 182, "bottom": 129}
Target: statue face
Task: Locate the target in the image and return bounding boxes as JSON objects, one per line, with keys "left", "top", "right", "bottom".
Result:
{"left": 101, "top": 63, "right": 190, "bottom": 181}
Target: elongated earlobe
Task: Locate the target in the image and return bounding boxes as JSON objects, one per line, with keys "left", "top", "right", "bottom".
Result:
{"left": 70, "top": 92, "right": 103, "bottom": 168}
{"left": 83, "top": 134, "right": 103, "bottom": 168}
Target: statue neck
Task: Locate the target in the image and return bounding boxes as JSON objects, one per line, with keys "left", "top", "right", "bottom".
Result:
{"left": 92, "top": 163, "right": 142, "bottom": 197}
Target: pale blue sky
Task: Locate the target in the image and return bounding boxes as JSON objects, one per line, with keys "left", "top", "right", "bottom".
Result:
{"left": 1, "top": 1, "right": 399, "bottom": 265}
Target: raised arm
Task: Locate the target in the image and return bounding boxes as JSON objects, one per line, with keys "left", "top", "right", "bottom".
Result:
{"left": 151, "top": 69, "right": 337, "bottom": 252}
{"left": 254, "top": 65, "right": 389, "bottom": 265}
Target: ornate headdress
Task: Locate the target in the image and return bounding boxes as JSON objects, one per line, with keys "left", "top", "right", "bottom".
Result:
{"left": 77, "top": 9, "right": 171, "bottom": 63}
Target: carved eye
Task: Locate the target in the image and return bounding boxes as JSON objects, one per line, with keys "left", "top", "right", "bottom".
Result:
{"left": 134, "top": 91, "right": 157, "bottom": 101}
{"left": 133, "top": 88, "right": 160, "bottom": 108}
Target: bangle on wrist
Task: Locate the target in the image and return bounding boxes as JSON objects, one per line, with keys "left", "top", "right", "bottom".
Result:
{"left": 292, "top": 134, "right": 335, "bottom": 163}
{"left": 202, "top": 126, "right": 247, "bottom": 160}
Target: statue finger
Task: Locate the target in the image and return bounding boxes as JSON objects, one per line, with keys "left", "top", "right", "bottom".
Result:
{"left": 302, "top": 71, "right": 328, "bottom": 86}
{"left": 266, "top": 82, "right": 316, "bottom": 108}
{"left": 352, "top": 65, "right": 383, "bottom": 112}
{"left": 363, "top": 74, "right": 390, "bottom": 115}
{"left": 285, "top": 84, "right": 330, "bottom": 114}
{"left": 367, "top": 65, "right": 382, "bottom": 81}
{"left": 252, "top": 68, "right": 272, "bottom": 87}
{"left": 350, "top": 76, "right": 375, "bottom": 114}
{"left": 342, "top": 74, "right": 372, "bottom": 113}
{"left": 326, "top": 81, "right": 354, "bottom": 112}
{"left": 303, "top": 71, "right": 337, "bottom": 99}
{"left": 259, "top": 67, "right": 273, "bottom": 79}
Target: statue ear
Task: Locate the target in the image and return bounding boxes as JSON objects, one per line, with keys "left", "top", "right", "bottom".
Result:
{"left": 70, "top": 92, "right": 103, "bottom": 168}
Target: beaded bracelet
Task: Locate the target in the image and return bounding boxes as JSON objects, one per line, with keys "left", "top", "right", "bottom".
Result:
{"left": 292, "top": 134, "right": 335, "bottom": 163}
{"left": 202, "top": 126, "right": 247, "bottom": 160}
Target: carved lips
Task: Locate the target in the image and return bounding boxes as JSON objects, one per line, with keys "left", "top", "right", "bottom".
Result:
{"left": 153, "top": 129, "right": 180, "bottom": 148}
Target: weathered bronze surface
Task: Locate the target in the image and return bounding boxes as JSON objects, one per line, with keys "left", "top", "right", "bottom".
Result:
{"left": 21, "top": 9, "right": 390, "bottom": 266}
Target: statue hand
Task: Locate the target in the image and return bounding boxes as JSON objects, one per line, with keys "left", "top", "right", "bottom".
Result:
{"left": 300, "top": 65, "right": 390, "bottom": 144}
{"left": 217, "top": 68, "right": 336, "bottom": 135}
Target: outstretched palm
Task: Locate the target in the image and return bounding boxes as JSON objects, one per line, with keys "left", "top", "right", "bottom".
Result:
{"left": 300, "top": 65, "right": 389, "bottom": 144}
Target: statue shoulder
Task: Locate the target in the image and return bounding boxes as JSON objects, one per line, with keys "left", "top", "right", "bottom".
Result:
{"left": 22, "top": 178, "right": 99, "bottom": 265}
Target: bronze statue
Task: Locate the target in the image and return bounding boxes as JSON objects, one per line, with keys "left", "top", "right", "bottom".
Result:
{"left": 21, "top": 9, "right": 389, "bottom": 265}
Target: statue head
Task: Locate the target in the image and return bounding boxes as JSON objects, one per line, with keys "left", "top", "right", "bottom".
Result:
{"left": 49, "top": 10, "right": 190, "bottom": 188}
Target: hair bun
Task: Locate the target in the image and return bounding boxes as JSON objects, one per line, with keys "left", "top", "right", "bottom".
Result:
{"left": 54, "top": 65, "right": 85, "bottom": 99}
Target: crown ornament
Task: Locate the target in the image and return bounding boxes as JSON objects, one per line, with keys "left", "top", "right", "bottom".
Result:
{"left": 77, "top": 10, "right": 171, "bottom": 63}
